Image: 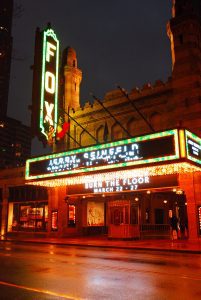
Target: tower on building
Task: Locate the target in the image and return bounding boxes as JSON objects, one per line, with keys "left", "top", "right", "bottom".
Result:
{"left": 167, "top": 0, "right": 201, "bottom": 79}
{"left": 0, "top": 0, "right": 13, "bottom": 118}
{"left": 62, "top": 47, "right": 82, "bottom": 111}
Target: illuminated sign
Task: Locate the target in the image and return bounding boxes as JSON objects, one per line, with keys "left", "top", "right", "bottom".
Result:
{"left": 40, "top": 28, "right": 59, "bottom": 140}
{"left": 51, "top": 210, "right": 58, "bottom": 231}
{"left": 26, "top": 129, "right": 180, "bottom": 180}
{"left": 185, "top": 130, "right": 201, "bottom": 165}
{"left": 67, "top": 173, "right": 178, "bottom": 195}
{"left": 198, "top": 206, "right": 201, "bottom": 236}
{"left": 84, "top": 176, "right": 150, "bottom": 193}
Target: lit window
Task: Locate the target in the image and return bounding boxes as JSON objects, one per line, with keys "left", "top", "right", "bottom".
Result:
{"left": 68, "top": 205, "right": 76, "bottom": 227}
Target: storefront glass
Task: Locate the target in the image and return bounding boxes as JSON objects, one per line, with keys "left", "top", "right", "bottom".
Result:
{"left": 68, "top": 205, "right": 76, "bottom": 227}
{"left": 51, "top": 210, "right": 58, "bottom": 231}
{"left": 8, "top": 202, "right": 48, "bottom": 232}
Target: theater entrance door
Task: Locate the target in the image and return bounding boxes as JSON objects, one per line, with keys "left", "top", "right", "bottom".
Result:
{"left": 108, "top": 199, "right": 140, "bottom": 239}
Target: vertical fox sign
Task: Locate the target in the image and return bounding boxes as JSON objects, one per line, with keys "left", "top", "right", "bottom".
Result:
{"left": 31, "top": 25, "right": 59, "bottom": 145}
{"left": 40, "top": 27, "right": 59, "bottom": 143}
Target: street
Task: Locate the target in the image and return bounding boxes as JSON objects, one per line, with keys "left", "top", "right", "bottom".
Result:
{"left": 0, "top": 242, "right": 201, "bottom": 300}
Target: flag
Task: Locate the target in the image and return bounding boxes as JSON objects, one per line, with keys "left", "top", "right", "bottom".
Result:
{"left": 56, "top": 117, "right": 70, "bottom": 140}
{"left": 47, "top": 125, "right": 55, "bottom": 146}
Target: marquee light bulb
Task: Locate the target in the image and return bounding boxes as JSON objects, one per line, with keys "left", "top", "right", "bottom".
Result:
{"left": 26, "top": 162, "right": 200, "bottom": 187}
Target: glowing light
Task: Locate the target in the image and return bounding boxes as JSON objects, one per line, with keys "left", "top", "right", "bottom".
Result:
{"left": 26, "top": 162, "right": 200, "bottom": 187}
{"left": 163, "top": 200, "right": 167, "bottom": 204}
{"left": 45, "top": 72, "right": 56, "bottom": 94}
{"left": 176, "top": 189, "right": 183, "bottom": 195}
{"left": 179, "top": 129, "right": 186, "bottom": 158}
{"left": 26, "top": 129, "right": 180, "bottom": 180}
{"left": 40, "top": 28, "right": 59, "bottom": 140}
{"left": 44, "top": 101, "right": 54, "bottom": 125}
{"left": 185, "top": 130, "right": 201, "bottom": 165}
{"left": 46, "top": 42, "right": 56, "bottom": 62}
{"left": 84, "top": 176, "right": 150, "bottom": 193}
{"left": 0, "top": 228, "right": 5, "bottom": 238}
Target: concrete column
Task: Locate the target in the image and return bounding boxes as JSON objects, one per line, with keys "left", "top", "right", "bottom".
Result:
{"left": 1, "top": 185, "right": 9, "bottom": 238}
{"left": 47, "top": 187, "right": 58, "bottom": 236}
{"left": 57, "top": 187, "right": 66, "bottom": 237}
{"left": 179, "top": 172, "right": 201, "bottom": 241}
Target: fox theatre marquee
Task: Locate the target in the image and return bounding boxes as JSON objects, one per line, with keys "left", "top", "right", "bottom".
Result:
{"left": 25, "top": 128, "right": 201, "bottom": 195}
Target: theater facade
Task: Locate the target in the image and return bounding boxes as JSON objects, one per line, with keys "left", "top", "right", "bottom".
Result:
{"left": 19, "top": 128, "right": 200, "bottom": 240}
{"left": 1, "top": 0, "right": 201, "bottom": 241}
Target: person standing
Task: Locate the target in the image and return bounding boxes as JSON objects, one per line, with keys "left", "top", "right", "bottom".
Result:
{"left": 170, "top": 215, "right": 178, "bottom": 240}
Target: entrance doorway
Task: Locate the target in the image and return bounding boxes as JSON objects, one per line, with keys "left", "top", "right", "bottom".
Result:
{"left": 108, "top": 199, "right": 140, "bottom": 239}
{"left": 155, "top": 209, "right": 164, "bottom": 224}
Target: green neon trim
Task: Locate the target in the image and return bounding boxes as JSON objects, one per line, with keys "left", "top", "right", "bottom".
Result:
{"left": 39, "top": 28, "right": 59, "bottom": 139}
{"left": 185, "top": 130, "right": 201, "bottom": 165}
{"left": 25, "top": 129, "right": 180, "bottom": 180}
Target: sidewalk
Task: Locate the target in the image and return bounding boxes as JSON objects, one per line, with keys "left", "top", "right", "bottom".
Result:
{"left": 1, "top": 235, "right": 201, "bottom": 253}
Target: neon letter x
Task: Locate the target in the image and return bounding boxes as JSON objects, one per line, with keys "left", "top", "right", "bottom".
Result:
{"left": 44, "top": 101, "right": 54, "bottom": 125}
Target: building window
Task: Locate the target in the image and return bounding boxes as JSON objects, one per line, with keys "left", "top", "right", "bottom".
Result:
{"left": 96, "top": 125, "right": 104, "bottom": 143}
{"left": 51, "top": 210, "right": 58, "bottom": 231}
{"left": 68, "top": 205, "right": 76, "bottom": 227}
{"left": 111, "top": 123, "right": 122, "bottom": 141}
{"left": 110, "top": 205, "right": 130, "bottom": 225}
{"left": 112, "top": 207, "right": 123, "bottom": 225}
{"left": 7, "top": 202, "right": 48, "bottom": 232}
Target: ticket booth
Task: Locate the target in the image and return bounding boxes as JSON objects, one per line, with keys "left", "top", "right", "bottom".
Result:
{"left": 108, "top": 199, "right": 140, "bottom": 239}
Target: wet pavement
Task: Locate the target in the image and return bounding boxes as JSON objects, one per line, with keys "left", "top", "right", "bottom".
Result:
{"left": 0, "top": 242, "right": 201, "bottom": 299}
{"left": 1, "top": 235, "right": 201, "bottom": 253}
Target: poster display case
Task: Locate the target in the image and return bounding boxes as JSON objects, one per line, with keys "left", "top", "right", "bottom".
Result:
{"left": 8, "top": 202, "right": 48, "bottom": 232}
{"left": 68, "top": 205, "right": 76, "bottom": 227}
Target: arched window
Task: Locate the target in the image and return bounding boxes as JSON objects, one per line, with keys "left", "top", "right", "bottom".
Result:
{"left": 111, "top": 123, "right": 122, "bottom": 141}
{"left": 96, "top": 125, "right": 104, "bottom": 143}
{"left": 150, "top": 112, "right": 161, "bottom": 130}
{"left": 127, "top": 117, "right": 136, "bottom": 136}
{"left": 80, "top": 130, "right": 95, "bottom": 147}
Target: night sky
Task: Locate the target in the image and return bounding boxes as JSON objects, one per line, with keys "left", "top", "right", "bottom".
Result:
{"left": 8, "top": 0, "right": 172, "bottom": 155}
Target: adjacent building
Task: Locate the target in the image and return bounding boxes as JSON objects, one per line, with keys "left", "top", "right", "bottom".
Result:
{"left": 0, "top": 1, "right": 31, "bottom": 236}
{"left": 0, "top": 0, "right": 31, "bottom": 170}
{"left": 0, "top": 0, "right": 13, "bottom": 117}
{"left": 0, "top": 117, "right": 31, "bottom": 169}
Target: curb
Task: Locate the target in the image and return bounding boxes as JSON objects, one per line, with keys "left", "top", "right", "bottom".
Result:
{"left": 1, "top": 238, "right": 201, "bottom": 254}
